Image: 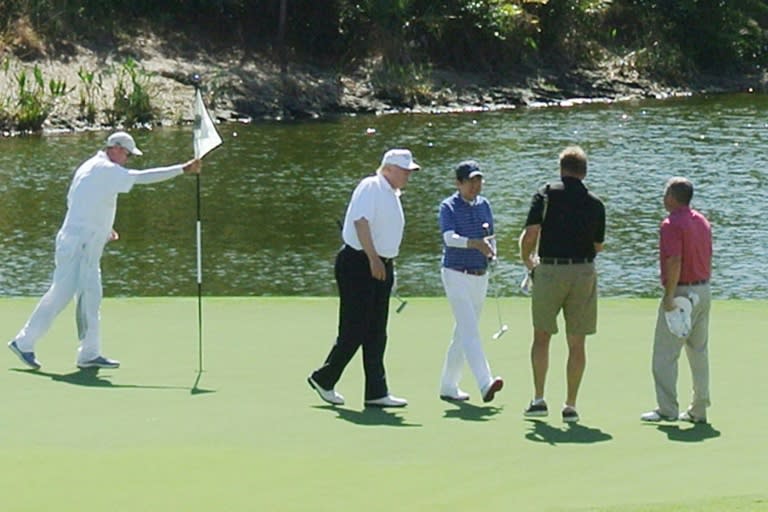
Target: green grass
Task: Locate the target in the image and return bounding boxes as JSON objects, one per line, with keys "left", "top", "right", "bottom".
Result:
{"left": 2, "top": 297, "right": 767, "bottom": 512}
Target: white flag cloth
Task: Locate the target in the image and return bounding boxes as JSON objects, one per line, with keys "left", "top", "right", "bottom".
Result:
{"left": 193, "top": 88, "right": 222, "bottom": 159}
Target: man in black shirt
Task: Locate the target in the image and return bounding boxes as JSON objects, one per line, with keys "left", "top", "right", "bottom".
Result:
{"left": 519, "top": 146, "right": 605, "bottom": 422}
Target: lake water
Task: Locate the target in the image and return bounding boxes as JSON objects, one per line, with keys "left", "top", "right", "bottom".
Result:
{"left": 1, "top": 93, "right": 766, "bottom": 299}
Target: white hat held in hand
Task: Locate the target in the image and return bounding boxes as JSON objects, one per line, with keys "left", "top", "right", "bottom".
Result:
{"left": 664, "top": 292, "right": 700, "bottom": 338}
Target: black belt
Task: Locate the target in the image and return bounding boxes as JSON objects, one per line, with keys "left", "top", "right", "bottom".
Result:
{"left": 448, "top": 267, "right": 487, "bottom": 276}
{"left": 540, "top": 257, "right": 594, "bottom": 265}
{"left": 678, "top": 279, "right": 708, "bottom": 286}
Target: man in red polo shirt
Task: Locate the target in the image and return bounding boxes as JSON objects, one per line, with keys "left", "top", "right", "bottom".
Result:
{"left": 641, "top": 177, "right": 713, "bottom": 424}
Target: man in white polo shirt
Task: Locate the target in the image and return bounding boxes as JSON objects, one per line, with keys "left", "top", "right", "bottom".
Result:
{"left": 8, "top": 131, "right": 201, "bottom": 371}
{"left": 308, "top": 148, "right": 419, "bottom": 408}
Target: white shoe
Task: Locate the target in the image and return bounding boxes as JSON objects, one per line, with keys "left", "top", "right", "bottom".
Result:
{"left": 365, "top": 395, "right": 408, "bottom": 408}
{"left": 77, "top": 356, "right": 120, "bottom": 369}
{"left": 679, "top": 410, "right": 707, "bottom": 424}
{"left": 640, "top": 409, "right": 677, "bottom": 422}
{"left": 307, "top": 376, "right": 344, "bottom": 405}
{"left": 481, "top": 377, "right": 504, "bottom": 403}
{"left": 8, "top": 340, "right": 41, "bottom": 369}
{"left": 440, "top": 389, "right": 470, "bottom": 401}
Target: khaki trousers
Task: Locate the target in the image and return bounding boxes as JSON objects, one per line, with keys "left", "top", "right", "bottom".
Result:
{"left": 651, "top": 284, "right": 711, "bottom": 418}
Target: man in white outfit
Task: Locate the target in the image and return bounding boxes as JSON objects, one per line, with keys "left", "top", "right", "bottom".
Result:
{"left": 8, "top": 131, "right": 202, "bottom": 370}
{"left": 439, "top": 160, "right": 503, "bottom": 403}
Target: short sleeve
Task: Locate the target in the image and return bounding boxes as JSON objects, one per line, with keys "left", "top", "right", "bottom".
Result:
{"left": 439, "top": 200, "right": 455, "bottom": 234}
{"left": 345, "top": 178, "right": 376, "bottom": 223}
{"left": 524, "top": 190, "right": 546, "bottom": 226}
{"left": 660, "top": 219, "right": 683, "bottom": 259}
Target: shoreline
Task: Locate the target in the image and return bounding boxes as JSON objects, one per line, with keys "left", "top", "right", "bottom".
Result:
{"left": 1, "top": 38, "right": 766, "bottom": 135}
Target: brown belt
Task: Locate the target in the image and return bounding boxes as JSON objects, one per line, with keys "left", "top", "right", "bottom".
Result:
{"left": 678, "top": 279, "right": 708, "bottom": 286}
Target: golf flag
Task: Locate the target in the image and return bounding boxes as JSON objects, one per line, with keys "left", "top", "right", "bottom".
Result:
{"left": 191, "top": 85, "right": 220, "bottom": 378}
{"left": 193, "top": 88, "right": 222, "bottom": 159}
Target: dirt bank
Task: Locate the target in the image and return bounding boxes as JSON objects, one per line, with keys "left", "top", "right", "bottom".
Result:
{"left": 1, "top": 34, "right": 765, "bottom": 134}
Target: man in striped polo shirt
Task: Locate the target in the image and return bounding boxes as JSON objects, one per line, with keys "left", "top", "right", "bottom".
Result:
{"left": 438, "top": 160, "right": 503, "bottom": 403}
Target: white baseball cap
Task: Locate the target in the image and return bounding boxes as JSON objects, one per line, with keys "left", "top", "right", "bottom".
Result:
{"left": 106, "top": 131, "right": 143, "bottom": 156}
{"left": 381, "top": 148, "right": 420, "bottom": 171}
{"left": 664, "top": 292, "right": 699, "bottom": 338}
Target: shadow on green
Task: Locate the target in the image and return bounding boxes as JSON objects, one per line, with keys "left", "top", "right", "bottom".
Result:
{"left": 442, "top": 400, "right": 503, "bottom": 422}
{"left": 190, "top": 370, "right": 216, "bottom": 395}
{"left": 11, "top": 367, "right": 188, "bottom": 390}
{"left": 314, "top": 405, "right": 422, "bottom": 427}
{"left": 525, "top": 419, "right": 613, "bottom": 445}
{"left": 654, "top": 423, "right": 721, "bottom": 442}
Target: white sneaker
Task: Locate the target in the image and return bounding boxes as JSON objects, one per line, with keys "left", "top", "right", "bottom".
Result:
{"left": 307, "top": 376, "right": 344, "bottom": 405}
{"left": 365, "top": 395, "right": 408, "bottom": 408}
{"left": 481, "top": 377, "right": 504, "bottom": 403}
{"left": 640, "top": 409, "right": 677, "bottom": 422}
{"left": 8, "top": 340, "right": 41, "bottom": 369}
{"left": 679, "top": 410, "right": 707, "bottom": 424}
{"left": 77, "top": 356, "right": 120, "bottom": 369}
{"left": 440, "top": 389, "right": 470, "bottom": 401}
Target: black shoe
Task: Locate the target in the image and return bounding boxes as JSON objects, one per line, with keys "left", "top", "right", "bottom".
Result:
{"left": 562, "top": 405, "right": 580, "bottom": 423}
{"left": 524, "top": 400, "right": 548, "bottom": 417}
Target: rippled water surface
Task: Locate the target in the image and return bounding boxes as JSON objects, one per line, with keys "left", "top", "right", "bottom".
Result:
{"left": 1, "top": 93, "right": 766, "bottom": 298}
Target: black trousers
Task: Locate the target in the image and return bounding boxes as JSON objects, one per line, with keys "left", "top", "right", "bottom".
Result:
{"left": 312, "top": 245, "right": 394, "bottom": 400}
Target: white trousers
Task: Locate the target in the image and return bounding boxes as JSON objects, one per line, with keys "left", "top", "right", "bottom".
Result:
{"left": 440, "top": 268, "right": 494, "bottom": 395}
{"left": 14, "top": 227, "right": 106, "bottom": 363}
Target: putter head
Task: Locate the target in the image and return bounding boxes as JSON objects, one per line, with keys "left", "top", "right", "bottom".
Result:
{"left": 492, "top": 324, "right": 509, "bottom": 340}
{"left": 396, "top": 300, "right": 408, "bottom": 314}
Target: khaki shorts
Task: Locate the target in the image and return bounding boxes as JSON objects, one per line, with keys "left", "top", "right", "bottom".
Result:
{"left": 531, "top": 263, "right": 598, "bottom": 335}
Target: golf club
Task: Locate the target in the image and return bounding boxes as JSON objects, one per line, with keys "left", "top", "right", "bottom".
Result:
{"left": 394, "top": 292, "right": 408, "bottom": 313}
{"left": 393, "top": 269, "right": 407, "bottom": 313}
{"left": 483, "top": 223, "right": 508, "bottom": 340}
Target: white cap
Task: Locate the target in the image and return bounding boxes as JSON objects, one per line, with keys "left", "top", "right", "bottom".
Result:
{"left": 381, "top": 148, "right": 420, "bottom": 171}
{"left": 664, "top": 296, "right": 693, "bottom": 338}
{"left": 106, "top": 131, "right": 143, "bottom": 156}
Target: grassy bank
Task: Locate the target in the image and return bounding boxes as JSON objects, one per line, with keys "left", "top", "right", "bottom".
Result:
{"left": 2, "top": 297, "right": 767, "bottom": 511}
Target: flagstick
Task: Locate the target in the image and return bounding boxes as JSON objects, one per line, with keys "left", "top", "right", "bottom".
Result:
{"left": 195, "top": 172, "right": 203, "bottom": 375}
{"left": 190, "top": 77, "right": 222, "bottom": 392}
{"left": 192, "top": 77, "right": 204, "bottom": 379}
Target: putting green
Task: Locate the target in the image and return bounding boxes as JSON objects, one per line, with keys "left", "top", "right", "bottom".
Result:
{"left": 1, "top": 297, "right": 766, "bottom": 511}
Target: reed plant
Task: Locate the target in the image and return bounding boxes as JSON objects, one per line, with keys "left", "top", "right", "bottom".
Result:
{"left": 105, "top": 58, "right": 156, "bottom": 126}
{"left": 0, "top": 57, "right": 11, "bottom": 130}
{"left": 12, "top": 64, "right": 69, "bottom": 132}
{"left": 77, "top": 67, "right": 102, "bottom": 124}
